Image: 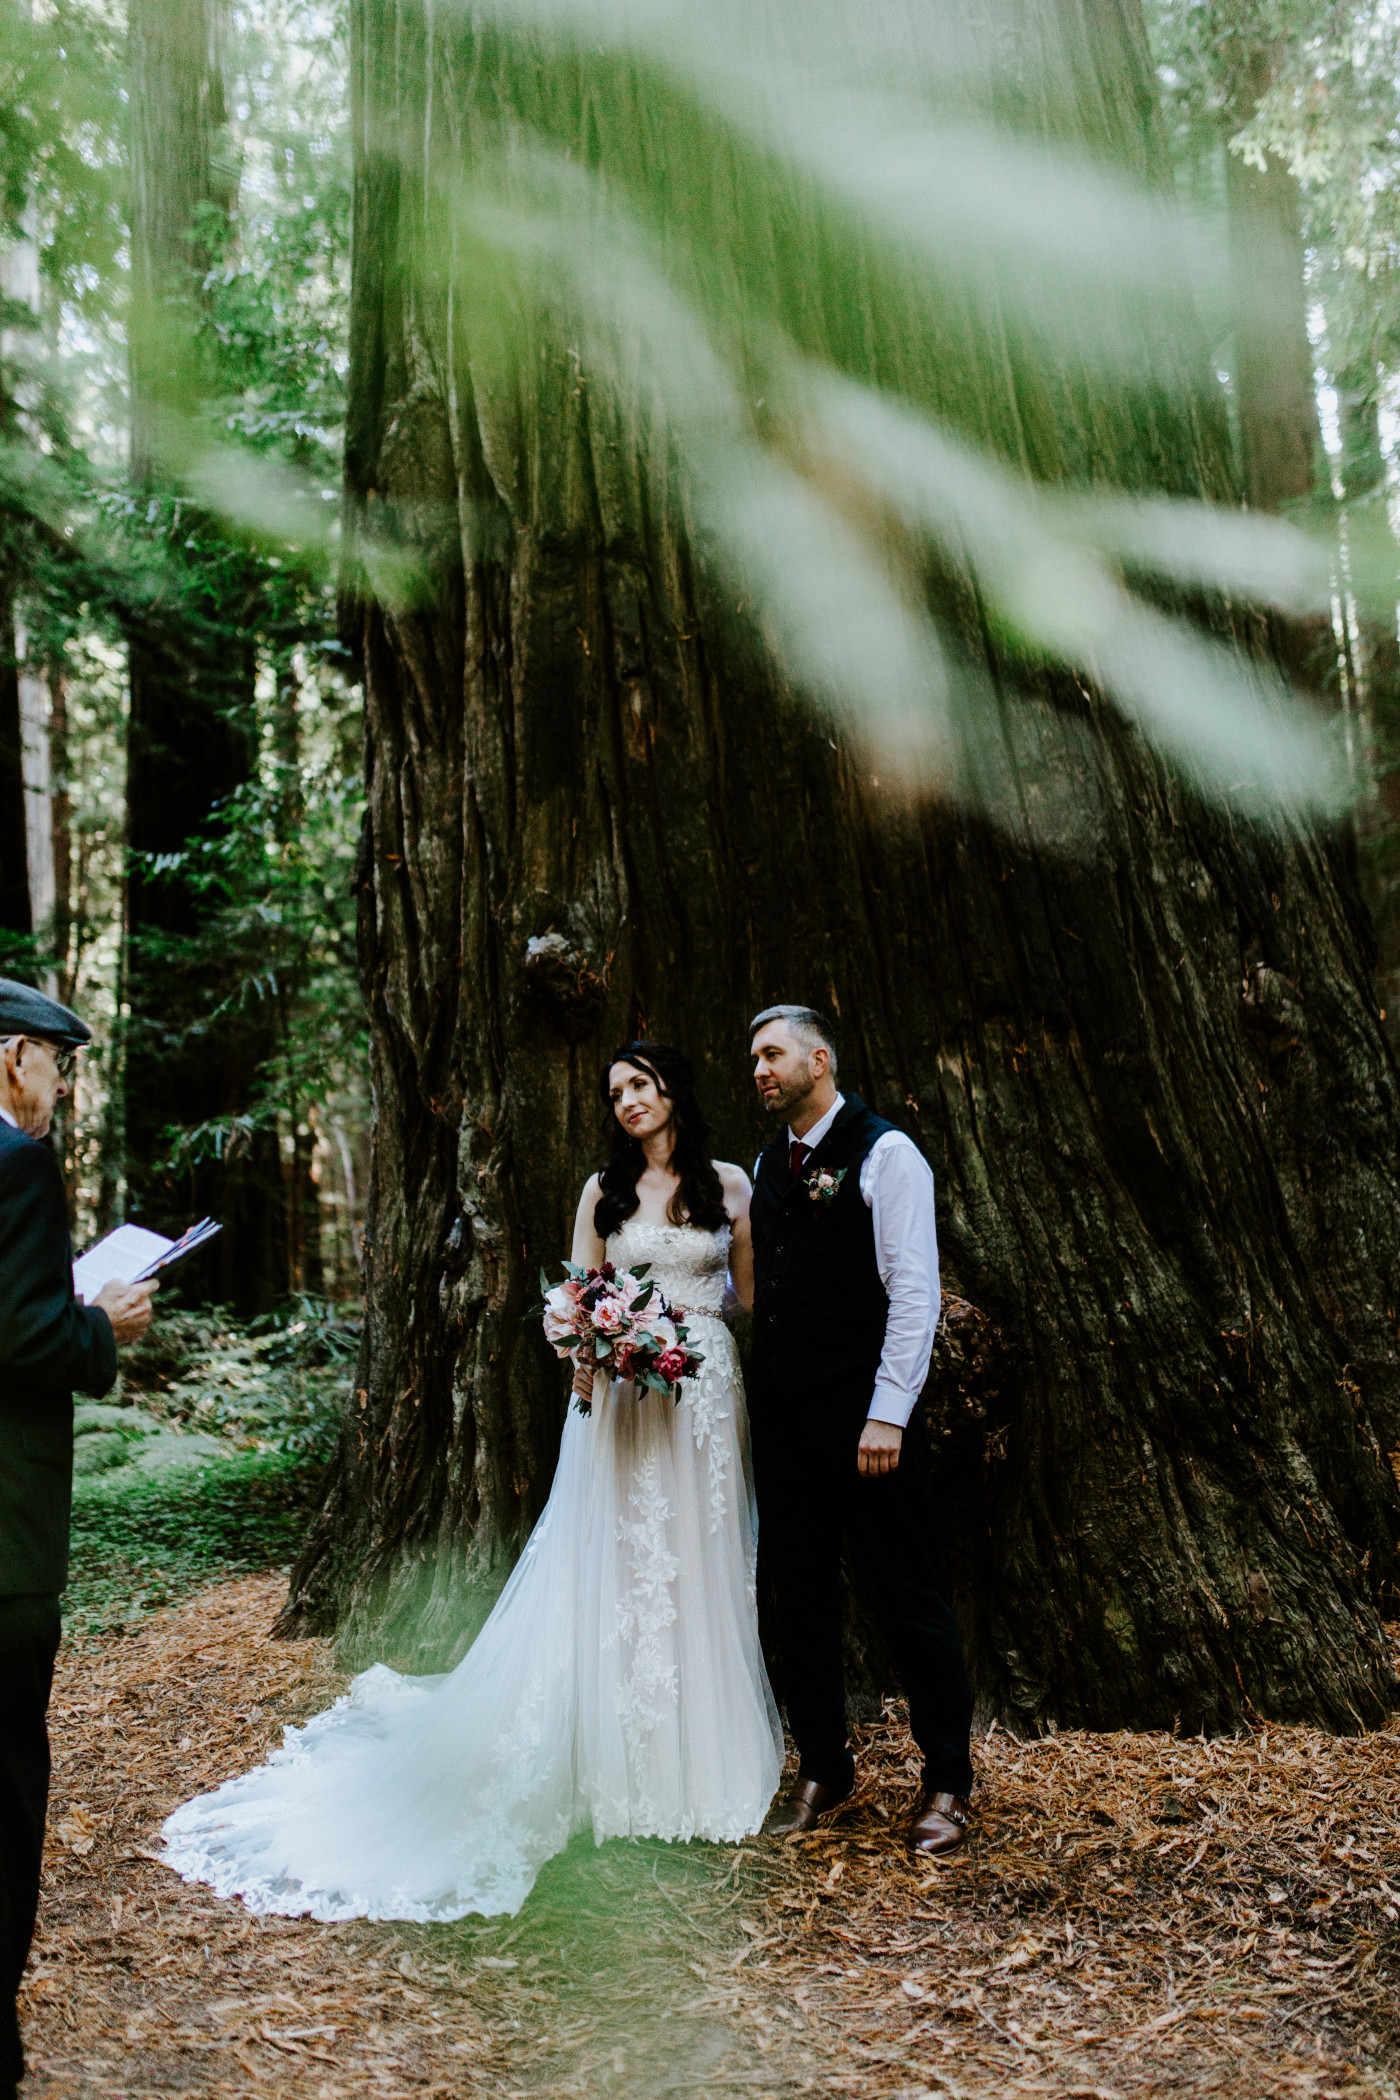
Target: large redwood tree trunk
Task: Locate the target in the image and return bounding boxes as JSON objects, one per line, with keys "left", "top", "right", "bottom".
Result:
{"left": 281, "top": 0, "right": 1400, "bottom": 1735}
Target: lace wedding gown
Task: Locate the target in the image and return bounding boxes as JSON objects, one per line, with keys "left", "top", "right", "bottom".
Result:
{"left": 160, "top": 1220, "right": 783, "bottom": 1921}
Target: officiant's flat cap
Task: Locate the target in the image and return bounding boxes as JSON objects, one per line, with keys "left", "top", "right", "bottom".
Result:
{"left": 0, "top": 977, "right": 92, "bottom": 1048}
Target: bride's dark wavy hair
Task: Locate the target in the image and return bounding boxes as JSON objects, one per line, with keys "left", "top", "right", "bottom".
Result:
{"left": 594, "top": 1041, "right": 728, "bottom": 1240}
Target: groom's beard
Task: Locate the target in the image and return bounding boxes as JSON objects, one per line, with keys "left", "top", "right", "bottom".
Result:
{"left": 760, "top": 1070, "right": 820, "bottom": 1120}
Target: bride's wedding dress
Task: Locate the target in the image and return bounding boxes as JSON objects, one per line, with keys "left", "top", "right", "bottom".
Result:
{"left": 160, "top": 1220, "right": 783, "bottom": 1921}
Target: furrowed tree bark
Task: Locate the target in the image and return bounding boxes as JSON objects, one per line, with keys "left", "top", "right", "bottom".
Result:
{"left": 281, "top": 0, "right": 1400, "bottom": 1735}
{"left": 124, "top": 0, "right": 283, "bottom": 1309}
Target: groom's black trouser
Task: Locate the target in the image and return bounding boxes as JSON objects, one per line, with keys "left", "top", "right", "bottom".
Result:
{"left": 0, "top": 1594, "right": 61, "bottom": 2090}
{"left": 752, "top": 1386, "right": 974, "bottom": 1799}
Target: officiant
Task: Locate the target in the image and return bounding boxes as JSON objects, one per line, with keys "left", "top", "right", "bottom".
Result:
{"left": 0, "top": 980, "right": 157, "bottom": 2100}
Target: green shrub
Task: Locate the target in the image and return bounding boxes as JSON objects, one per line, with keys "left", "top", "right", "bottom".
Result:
{"left": 65, "top": 1448, "right": 325, "bottom": 1642}
{"left": 118, "top": 1294, "right": 358, "bottom": 1462}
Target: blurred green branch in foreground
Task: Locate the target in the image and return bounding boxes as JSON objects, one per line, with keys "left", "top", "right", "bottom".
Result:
{"left": 184, "top": 0, "right": 1353, "bottom": 820}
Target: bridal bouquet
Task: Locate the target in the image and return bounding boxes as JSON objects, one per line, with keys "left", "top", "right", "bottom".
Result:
{"left": 537, "top": 1260, "right": 704, "bottom": 1414}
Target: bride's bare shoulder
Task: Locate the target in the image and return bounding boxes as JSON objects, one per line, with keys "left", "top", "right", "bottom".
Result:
{"left": 712, "top": 1160, "right": 752, "bottom": 1197}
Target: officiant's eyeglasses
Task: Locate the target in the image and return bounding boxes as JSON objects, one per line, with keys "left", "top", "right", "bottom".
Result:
{"left": 35, "top": 1039, "right": 78, "bottom": 1082}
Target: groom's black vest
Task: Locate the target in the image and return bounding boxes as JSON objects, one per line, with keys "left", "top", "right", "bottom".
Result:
{"left": 749, "top": 1094, "right": 899, "bottom": 1401}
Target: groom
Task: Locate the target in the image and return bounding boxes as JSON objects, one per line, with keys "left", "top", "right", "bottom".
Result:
{"left": 747, "top": 1005, "right": 974, "bottom": 1854}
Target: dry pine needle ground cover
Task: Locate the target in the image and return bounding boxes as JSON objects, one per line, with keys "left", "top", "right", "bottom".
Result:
{"left": 20, "top": 1575, "right": 1400, "bottom": 2099}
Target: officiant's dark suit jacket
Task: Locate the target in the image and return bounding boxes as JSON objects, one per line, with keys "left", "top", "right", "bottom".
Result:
{"left": 0, "top": 1119, "right": 116, "bottom": 1594}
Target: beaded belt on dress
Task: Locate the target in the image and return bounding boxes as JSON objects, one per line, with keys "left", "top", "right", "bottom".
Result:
{"left": 669, "top": 1303, "right": 722, "bottom": 1319}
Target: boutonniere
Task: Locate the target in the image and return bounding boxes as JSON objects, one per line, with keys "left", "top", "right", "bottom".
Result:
{"left": 808, "top": 1167, "right": 847, "bottom": 1204}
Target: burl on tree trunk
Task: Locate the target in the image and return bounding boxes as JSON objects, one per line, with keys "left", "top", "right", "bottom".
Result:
{"left": 280, "top": 0, "right": 1400, "bottom": 1733}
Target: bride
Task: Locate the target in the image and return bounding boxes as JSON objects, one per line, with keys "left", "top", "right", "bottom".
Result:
{"left": 161, "top": 1041, "right": 783, "bottom": 1920}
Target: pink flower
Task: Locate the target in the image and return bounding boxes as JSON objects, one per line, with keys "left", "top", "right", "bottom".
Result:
{"left": 543, "top": 1283, "right": 587, "bottom": 1345}
{"left": 592, "top": 1296, "right": 627, "bottom": 1335}
{"left": 655, "top": 1346, "right": 689, "bottom": 1384}
{"left": 613, "top": 1344, "right": 636, "bottom": 1379}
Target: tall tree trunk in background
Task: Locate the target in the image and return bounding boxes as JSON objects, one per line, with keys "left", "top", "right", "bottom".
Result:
{"left": 0, "top": 181, "right": 41, "bottom": 972}
{"left": 270, "top": 665, "right": 323, "bottom": 1296}
{"left": 17, "top": 626, "right": 53, "bottom": 979}
{"left": 1225, "top": 143, "right": 1322, "bottom": 512}
{"left": 46, "top": 661, "right": 80, "bottom": 1219}
{"left": 1336, "top": 367, "right": 1400, "bottom": 1043}
{"left": 47, "top": 663, "right": 71, "bottom": 1005}
{"left": 281, "top": 0, "right": 1400, "bottom": 1736}
{"left": 124, "top": 0, "right": 283, "bottom": 1310}
{"left": 1223, "top": 89, "right": 1331, "bottom": 710}
{"left": 127, "top": 0, "right": 228, "bottom": 488}
{"left": 0, "top": 614, "right": 30, "bottom": 955}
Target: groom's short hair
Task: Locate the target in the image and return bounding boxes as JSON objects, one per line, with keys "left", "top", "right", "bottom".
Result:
{"left": 749, "top": 1004, "right": 838, "bottom": 1077}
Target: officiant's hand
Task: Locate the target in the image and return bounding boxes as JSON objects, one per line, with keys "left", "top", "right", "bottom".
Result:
{"left": 858, "top": 1419, "right": 902, "bottom": 1478}
{"left": 94, "top": 1278, "right": 157, "bottom": 1345}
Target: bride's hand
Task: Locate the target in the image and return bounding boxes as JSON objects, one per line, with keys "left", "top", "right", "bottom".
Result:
{"left": 571, "top": 1359, "right": 595, "bottom": 1403}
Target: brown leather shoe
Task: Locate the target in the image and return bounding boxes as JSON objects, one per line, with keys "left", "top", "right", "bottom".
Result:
{"left": 909, "top": 1789, "right": 970, "bottom": 1856}
{"left": 762, "top": 1776, "right": 854, "bottom": 1836}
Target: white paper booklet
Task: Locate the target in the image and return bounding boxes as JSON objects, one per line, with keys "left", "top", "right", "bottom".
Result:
{"left": 73, "top": 1218, "right": 222, "bottom": 1305}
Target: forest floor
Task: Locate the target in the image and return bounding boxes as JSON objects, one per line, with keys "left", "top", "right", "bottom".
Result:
{"left": 20, "top": 1574, "right": 1400, "bottom": 2100}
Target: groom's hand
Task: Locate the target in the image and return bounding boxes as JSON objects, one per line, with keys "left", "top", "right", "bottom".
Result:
{"left": 857, "top": 1419, "right": 902, "bottom": 1477}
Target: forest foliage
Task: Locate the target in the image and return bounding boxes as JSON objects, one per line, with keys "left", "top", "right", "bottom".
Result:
{"left": 0, "top": 0, "right": 363, "bottom": 1298}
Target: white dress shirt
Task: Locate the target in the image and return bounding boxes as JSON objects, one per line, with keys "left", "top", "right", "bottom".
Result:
{"left": 755, "top": 1092, "right": 941, "bottom": 1428}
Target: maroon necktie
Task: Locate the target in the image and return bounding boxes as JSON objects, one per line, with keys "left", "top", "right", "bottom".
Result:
{"left": 788, "top": 1140, "right": 811, "bottom": 1179}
